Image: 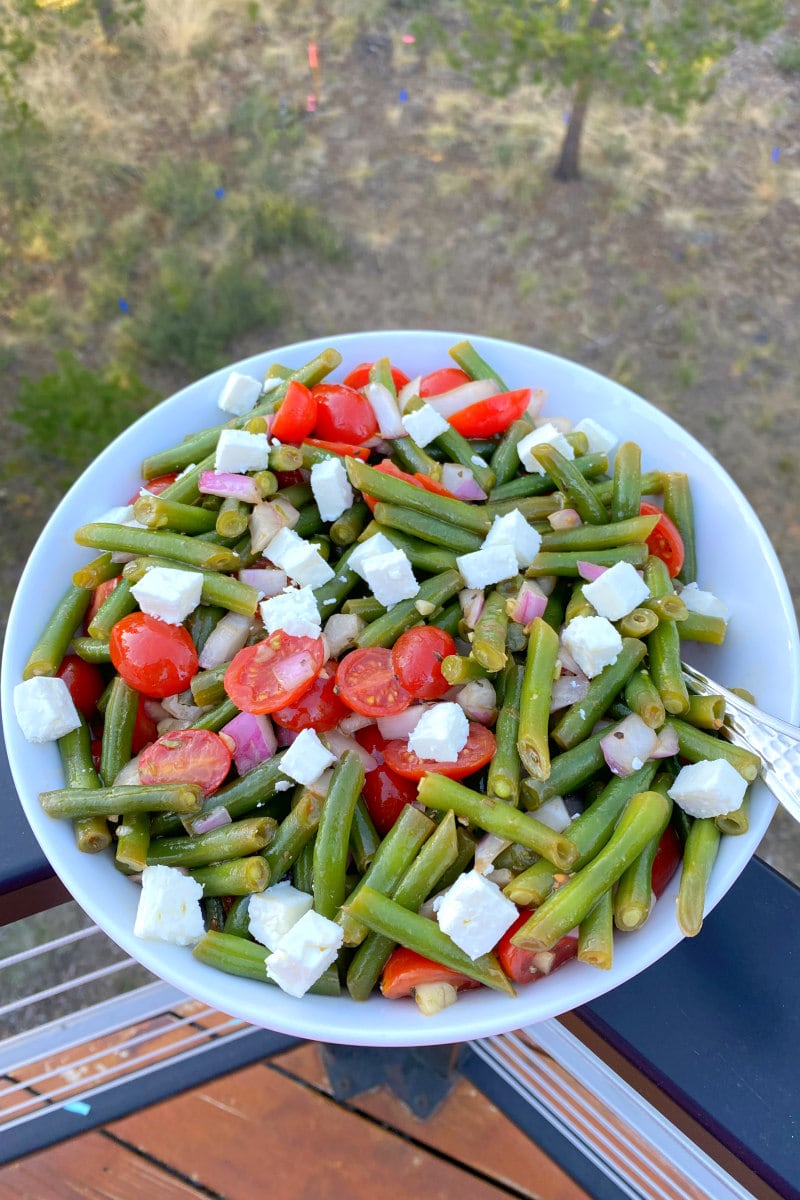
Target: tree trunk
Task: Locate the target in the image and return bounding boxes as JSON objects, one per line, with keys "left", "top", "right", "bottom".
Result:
{"left": 553, "top": 77, "right": 593, "bottom": 183}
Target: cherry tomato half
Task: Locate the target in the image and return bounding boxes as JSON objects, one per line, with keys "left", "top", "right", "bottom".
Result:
{"left": 271, "top": 667, "right": 349, "bottom": 733}
{"left": 109, "top": 613, "right": 199, "bottom": 699}
{"left": 129, "top": 473, "right": 178, "bottom": 503}
{"left": 138, "top": 728, "right": 232, "bottom": 796}
{"left": 496, "top": 908, "right": 579, "bottom": 984}
{"left": 56, "top": 654, "right": 105, "bottom": 718}
{"left": 312, "top": 383, "right": 378, "bottom": 444}
{"left": 382, "top": 722, "right": 496, "bottom": 781}
{"left": 303, "top": 438, "right": 371, "bottom": 461}
{"left": 418, "top": 367, "right": 471, "bottom": 397}
{"left": 381, "top": 946, "right": 480, "bottom": 999}
{"left": 224, "top": 632, "right": 326, "bottom": 715}
{"left": 356, "top": 726, "right": 418, "bottom": 836}
{"left": 342, "top": 362, "right": 411, "bottom": 392}
{"left": 651, "top": 824, "right": 683, "bottom": 897}
{"left": 335, "top": 647, "right": 411, "bottom": 718}
{"left": 86, "top": 577, "right": 120, "bottom": 629}
{"left": 391, "top": 626, "right": 455, "bottom": 700}
{"left": 270, "top": 380, "right": 318, "bottom": 442}
{"left": 448, "top": 388, "right": 531, "bottom": 439}
{"left": 361, "top": 461, "right": 456, "bottom": 514}
{"left": 640, "top": 501, "right": 685, "bottom": 578}
{"left": 132, "top": 696, "right": 159, "bottom": 754}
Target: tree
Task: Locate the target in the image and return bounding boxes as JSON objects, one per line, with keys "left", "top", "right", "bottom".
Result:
{"left": 423, "top": 1, "right": 784, "bottom": 181}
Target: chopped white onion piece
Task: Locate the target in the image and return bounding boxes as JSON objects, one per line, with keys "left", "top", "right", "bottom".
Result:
{"left": 320, "top": 729, "right": 377, "bottom": 772}
{"left": 600, "top": 713, "right": 659, "bottom": 777}
{"left": 377, "top": 705, "right": 430, "bottom": 741}
{"left": 198, "top": 611, "right": 253, "bottom": 670}
{"left": 440, "top": 463, "right": 487, "bottom": 501}
{"left": 238, "top": 567, "right": 288, "bottom": 597}
{"left": 364, "top": 381, "right": 405, "bottom": 438}
{"left": 549, "top": 673, "right": 590, "bottom": 712}
{"left": 426, "top": 378, "right": 496, "bottom": 419}
{"left": 455, "top": 679, "right": 497, "bottom": 725}
{"left": 548, "top": 508, "right": 582, "bottom": 531}
{"left": 221, "top": 710, "right": 277, "bottom": 775}
{"left": 459, "top": 587, "right": 484, "bottom": 630}
{"left": 398, "top": 375, "right": 423, "bottom": 412}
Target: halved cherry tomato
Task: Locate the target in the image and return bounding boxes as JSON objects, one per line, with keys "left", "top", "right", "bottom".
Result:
{"left": 303, "top": 437, "right": 371, "bottom": 461}
{"left": 273, "top": 469, "right": 308, "bottom": 488}
{"left": 109, "top": 613, "right": 199, "bottom": 699}
{"left": 86, "top": 577, "right": 120, "bottom": 629}
{"left": 361, "top": 460, "right": 456, "bottom": 513}
{"left": 271, "top": 667, "right": 349, "bottom": 732}
{"left": 356, "top": 726, "right": 418, "bottom": 836}
{"left": 224, "top": 632, "right": 326, "bottom": 715}
{"left": 448, "top": 388, "right": 531, "bottom": 438}
{"left": 312, "top": 383, "right": 378, "bottom": 443}
{"left": 391, "top": 626, "right": 455, "bottom": 700}
{"left": 639, "top": 501, "right": 684, "bottom": 578}
{"left": 138, "top": 728, "right": 233, "bottom": 797}
{"left": 270, "top": 380, "right": 318, "bottom": 442}
{"left": 496, "top": 908, "right": 579, "bottom": 984}
{"left": 651, "top": 824, "right": 683, "bottom": 897}
{"left": 335, "top": 647, "right": 411, "bottom": 718}
{"left": 56, "top": 655, "right": 106, "bottom": 718}
{"left": 380, "top": 946, "right": 481, "bottom": 999}
{"left": 418, "top": 367, "right": 471, "bottom": 397}
{"left": 129, "top": 472, "right": 178, "bottom": 503}
{"left": 382, "top": 722, "right": 496, "bottom": 781}
{"left": 342, "top": 362, "right": 411, "bottom": 392}
{"left": 132, "top": 696, "right": 159, "bottom": 754}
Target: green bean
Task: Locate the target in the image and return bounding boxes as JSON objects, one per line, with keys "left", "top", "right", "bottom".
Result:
{"left": 71, "top": 637, "right": 113, "bottom": 663}
{"left": 520, "top": 726, "right": 607, "bottom": 811}
{"left": 645, "top": 556, "right": 690, "bottom": 715}
{"left": 133, "top": 494, "right": 218, "bottom": 535}
{"left": 526, "top": 546, "right": 649, "bottom": 577}
{"left": 685, "top": 693, "right": 725, "bottom": 731}
{"left": 391, "top": 436, "right": 442, "bottom": 479}
{"left": 190, "top": 855, "right": 270, "bottom": 897}
{"left": 99, "top": 676, "right": 139, "bottom": 786}
{"left": 416, "top": 411, "right": 498, "bottom": 494}
{"left": 75, "top": 523, "right": 241, "bottom": 572}
{"left": 339, "top": 806, "right": 435, "bottom": 946}
{"left": 441, "top": 654, "right": 489, "bottom": 685}
{"left": 676, "top": 817, "right": 720, "bottom": 936}
{"left": 532, "top": 444, "right": 608, "bottom": 524}
{"left": 372, "top": 502, "right": 483, "bottom": 554}
{"left": 222, "top": 895, "right": 252, "bottom": 939}
{"left": 188, "top": 604, "right": 226, "bottom": 656}
{"left": 313, "top": 542, "right": 362, "bottom": 616}
{"left": 716, "top": 792, "right": 750, "bottom": 836}
{"left": 39, "top": 783, "right": 203, "bottom": 820}
{"left": 262, "top": 788, "right": 324, "bottom": 881}
{"left": 293, "top": 503, "right": 323, "bottom": 540}
{"left": 253, "top": 469, "right": 278, "bottom": 498}
{"left": 517, "top": 617, "right": 559, "bottom": 781}
{"left": 624, "top": 669, "right": 666, "bottom": 729}
{"left": 614, "top": 781, "right": 673, "bottom": 931}
{"left": 202, "top": 896, "right": 227, "bottom": 932}
{"left": 490, "top": 417, "right": 534, "bottom": 487}
{"left": 428, "top": 599, "right": 462, "bottom": 638}
{"left": 487, "top": 662, "right": 524, "bottom": 804}
{"left": 663, "top": 472, "right": 697, "bottom": 585}
{"left": 213, "top": 497, "right": 249, "bottom": 539}
{"left": 330, "top": 501, "right": 371, "bottom": 547}
{"left": 157, "top": 453, "right": 216, "bottom": 506}
{"left": 541, "top": 514, "right": 659, "bottom": 553}
{"left": 149, "top": 750, "right": 289, "bottom": 837}
{"left": 87, "top": 578, "right": 137, "bottom": 640}
{"left": 664, "top": 717, "right": 760, "bottom": 781}
{"left": 343, "top": 596, "right": 386, "bottom": 621}
{"left": 448, "top": 339, "right": 507, "bottom": 389}
{"left": 484, "top": 494, "right": 564, "bottom": 522}
{"left": 472, "top": 590, "right": 509, "bottom": 672}
{"left": 23, "top": 583, "right": 92, "bottom": 679}
{"left": 578, "top": 890, "right": 614, "bottom": 970}
{"left": 146, "top": 816, "right": 276, "bottom": 869}
{"left": 542, "top": 582, "right": 567, "bottom": 632}
{"left": 643, "top": 594, "right": 688, "bottom": 622}
{"left": 436, "top": 826, "right": 479, "bottom": 892}
{"left": 72, "top": 553, "right": 119, "bottom": 590}
{"left": 190, "top": 661, "right": 229, "bottom": 707}
{"left": 592, "top": 470, "right": 664, "bottom": 508}
{"left": 293, "top": 836, "right": 315, "bottom": 895}
{"left": 58, "top": 720, "right": 110, "bottom": 855}
{"left": 349, "top": 795, "right": 381, "bottom": 876}
{"left": 678, "top": 612, "right": 728, "bottom": 645}
{"left": 512, "top": 789, "right": 671, "bottom": 951}
{"left": 346, "top": 811, "right": 459, "bottom": 1002}
{"left": 346, "top": 457, "right": 491, "bottom": 535}
{"left": 564, "top": 582, "right": 593, "bottom": 623}
{"left": 417, "top": 774, "right": 578, "bottom": 871}
{"left": 356, "top": 570, "right": 462, "bottom": 649}
{"left": 192, "top": 930, "right": 340, "bottom": 995}
{"left": 551, "top": 638, "right": 647, "bottom": 750}
{"left": 489, "top": 453, "right": 608, "bottom": 503}
{"left": 312, "top": 751, "right": 365, "bottom": 920}
{"left": 344, "top": 886, "right": 514, "bottom": 995}
{"left": 610, "top": 441, "right": 642, "bottom": 523}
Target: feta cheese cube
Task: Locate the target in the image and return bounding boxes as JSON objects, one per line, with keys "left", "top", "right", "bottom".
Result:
{"left": 456, "top": 543, "right": 518, "bottom": 589}
{"left": 679, "top": 582, "right": 729, "bottom": 622}
{"left": 572, "top": 416, "right": 617, "bottom": 456}
{"left": 407, "top": 702, "right": 469, "bottom": 762}
{"left": 668, "top": 758, "right": 747, "bottom": 819}
{"left": 561, "top": 615, "right": 622, "bottom": 678}
{"left": 436, "top": 870, "right": 518, "bottom": 960}
{"left": 260, "top": 585, "right": 322, "bottom": 638}
{"left": 133, "top": 864, "right": 205, "bottom": 946}
{"left": 218, "top": 371, "right": 263, "bottom": 416}
{"left": 401, "top": 403, "right": 450, "bottom": 447}
{"left": 280, "top": 727, "right": 336, "bottom": 786}
{"left": 582, "top": 561, "right": 650, "bottom": 621}
{"left": 310, "top": 457, "right": 354, "bottom": 522}
{"left": 348, "top": 531, "right": 397, "bottom": 580}
{"left": 214, "top": 428, "right": 269, "bottom": 474}
{"left": 131, "top": 566, "right": 203, "bottom": 625}
{"left": 361, "top": 547, "right": 418, "bottom": 608}
{"left": 517, "top": 423, "right": 575, "bottom": 474}
{"left": 266, "top": 909, "right": 344, "bottom": 997}
{"left": 14, "top": 676, "right": 81, "bottom": 743}
{"left": 265, "top": 526, "right": 334, "bottom": 588}
{"left": 483, "top": 510, "right": 542, "bottom": 569}
{"left": 248, "top": 881, "right": 314, "bottom": 950}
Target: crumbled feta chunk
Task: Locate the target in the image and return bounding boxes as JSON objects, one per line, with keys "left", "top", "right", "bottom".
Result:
{"left": 361, "top": 547, "right": 418, "bottom": 608}
{"left": 265, "top": 526, "right": 334, "bottom": 589}
{"left": 517, "top": 423, "right": 575, "bottom": 474}
{"left": 582, "top": 561, "right": 650, "bottom": 621}
{"left": 407, "top": 702, "right": 469, "bottom": 762}
{"left": 348, "top": 532, "right": 397, "bottom": 580}
{"left": 436, "top": 870, "right": 518, "bottom": 960}
{"left": 280, "top": 728, "right": 336, "bottom": 786}
{"left": 679, "top": 582, "right": 729, "bottom": 622}
{"left": 483, "top": 510, "right": 542, "bottom": 569}
{"left": 668, "top": 758, "right": 747, "bottom": 819}
{"left": 266, "top": 909, "right": 344, "bottom": 997}
{"left": 131, "top": 566, "right": 203, "bottom": 625}
{"left": 214, "top": 428, "right": 269, "bottom": 474}
{"left": 248, "top": 881, "right": 314, "bottom": 950}
{"left": 260, "top": 585, "right": 322, "bottom": 638}
{"left": 218, "top": 371, "right": 263, "bottom": 416}
{"left": 14, "top": 676, "right": 81, "bottom": 743}
{"left": 572, "top": 416, "right": 617, "bottom": 456}
{"left": 310, "top": 457, "right": 354, "bottom": 522}
{"left": 456, "top": 543, "right": 518, "bottom": 589}
{"left": 401, "top": 403, "right": 450, "bottom": 447}
{"left": 133, "top": 865, "right": 205, "bottom": 946}
{"left": 562, "top": 615, "right": 622, "bottom": 678}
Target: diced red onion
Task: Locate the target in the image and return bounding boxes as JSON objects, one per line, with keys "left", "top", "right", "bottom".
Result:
{"left": 364, "top": 381, "right": 405, "bottom": 438}
{"left": 474, "top": 832, "right": 512, "bottom": 876}
{"left": 143, "top": 698, "right": 169, "bottom": 722}
{"left": 577, "top": 560, "right": 608, "bottom": 582}
{"left": 455, "top": 679, "right": 497, "bottom": 725}
{"left": 525, "top": 388, "right": 547, "bottom": 421}
{"left": 221, "top": 711, "right": 277, "bottom": 775}
{"left": 272, "top": 650, "right": 318, "bottom": 691}
{"left": 238, "top": 567, "right": 288, "bottom": 598}
{"left": 276, "top": 725, "right": 299, "bottom": 747}
{"left": 459, "top": 587, "right": 484, "bottom": 630}
{"left": 550, "top": 673, "right": 590, "bottom": 712}
{"left": 113, "top": 755, "right": 142, "bottom": 786}
{"left": 548, "top": 508, "right": 582, "bottom": 531}
{"left": 307, "top": 768, "right": 333, "bottom": 798}
{"left": 652, "top": 725, "right": 680, "bottom": 758}
{"left": 508, "top": 580, "right": 548, "bottom": 625}
{"left": 600, "top": 713, "right": 658, "bottom": 777}
{"left": 321, "top": 729, "right": 377, "bottom": 772}
{"left": 426, "top": 378, "right": 496, "bottom": 419}
{"left": 557, "top": 645, "right": 584, "bottom": 676}
{"left": 339, "top": 712, "right": 375, "bottom": 736}
{"left": 397, "top": 375, "right": 422, "bottom": 411}
{"left": 250, "top": 503, "right": 288, "bottom": 554}
{"left": 161, "top": 693, "right": 208, "bottom": 722}
{"left": 198, "top": 611, "right": 253, "bottom": 670}
{"left": 440, "top": 463, "right": 487, "bottom": 501}
{"left": 186, "top": 805, "right": 233, "bottom": 835}
{"left": 377, "top": 705, "right": 429, "bottom": 741}
{"left": 199, "top": 471, "right": 261, "bottom": 505}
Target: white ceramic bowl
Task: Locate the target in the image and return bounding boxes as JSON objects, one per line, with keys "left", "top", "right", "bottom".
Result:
{"left": 3, "top": 331, "right": 799, "bottom": 1046}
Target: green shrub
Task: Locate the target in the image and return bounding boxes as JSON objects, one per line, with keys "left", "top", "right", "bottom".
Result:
{"left": 238, "top": 192, "right": 346, "bottom": 260}
{"left": 142, "top": 159, "right": 222, "bottom": 232}
{"left": 776, "top": 40, "right": 800, "bottom": 75}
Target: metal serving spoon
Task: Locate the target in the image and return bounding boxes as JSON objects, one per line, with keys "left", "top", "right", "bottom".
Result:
{"left": 681, "top": 661, "right": 800, "bottom": 825}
